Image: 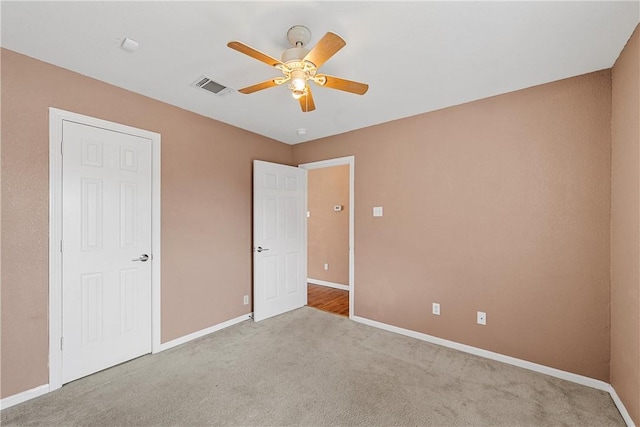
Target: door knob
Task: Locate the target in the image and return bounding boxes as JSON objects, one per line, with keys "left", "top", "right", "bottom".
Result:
{"left": 132, "top": 254, "right": 149, "bottom": 262}
{"left": 256, "top": 247, "right": 270, "bottom": 253}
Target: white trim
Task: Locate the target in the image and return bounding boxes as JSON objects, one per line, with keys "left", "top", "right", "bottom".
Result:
{"left": 302, "top": 168, "right": 309, "bottom": 308}
{"left": 48, "top": 108, "right": 161, "bottom": 391}
{"left": 308, "top": 278, "right": 349, "bottom": 291}
{"left": 299, "top": 156, "right": 355, "bottom": 319}
{"left": 151, "top": 125, "right": 162, "bottom": 354}
{"left": 609, "top": 385, "right": 636, "bottom": 426}
{"left": 0, "top": 384, "right": 49, "bottom": 410}
{"left": 48, "top": 110, "right": 64, "bottom": 392}
{"left": 351, "top": 315, "right": 611, "bottom": 392}
{"left": 156, "top": 313, "right": 252, "bottom": 352}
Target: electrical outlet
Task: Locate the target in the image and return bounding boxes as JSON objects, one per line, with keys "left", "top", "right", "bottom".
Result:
{"left": 324, "top": 263, "right": 329, "bottom": 270}
{"left": 243, "top": 295, "right": 249, "bottom": 305}
{"left": 432, "top": 303, "right": 440, "bottom": 315}
{"left": 477, "top": 311, "right": 486, "bottom": 325}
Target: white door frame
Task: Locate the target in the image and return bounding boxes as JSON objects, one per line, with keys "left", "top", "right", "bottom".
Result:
{"left": 299, "top": 156, "right": 355, "bottom": 319}
{"left": 48, "top": 108, "right": 161, "bottom": 391}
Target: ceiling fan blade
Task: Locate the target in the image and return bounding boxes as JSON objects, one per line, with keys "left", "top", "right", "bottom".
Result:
{"left": 299, "top": 87, "right": 316, "bottom": 112}
{"left": 238, "top": 79, "right": 279, "bottom": 94}
{"left": 227, "top": 41, "right": 284, "bottom": 68}
{"left": 303, "top": 32, "right": 346, "bottom": 68}
{"left": 317, "top": 75, "right": 369, "bottom": 95}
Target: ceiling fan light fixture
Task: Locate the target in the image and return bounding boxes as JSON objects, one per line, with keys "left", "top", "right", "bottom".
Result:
{"left": 290, "top": 69, "right": 307, "bottom": 96}
{"left": 291, "top": 75, "right": 306, "bottom": 92}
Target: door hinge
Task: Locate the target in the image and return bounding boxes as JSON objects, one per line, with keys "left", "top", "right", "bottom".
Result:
{"left": 60, "top": 141, "right": 63, "bottom": 155}
{"left": 60, "top": 240, "right": 63, "bottom": 252}
{"left": 60, "top": 337, "right": 64, "bottom": 350}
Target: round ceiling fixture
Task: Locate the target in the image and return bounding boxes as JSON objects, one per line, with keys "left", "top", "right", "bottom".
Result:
{"left": 296, "top": 128, "right": 307, "bottom": 136}
{"left": 121, "top": 37, "right": 139, "bottom": 52}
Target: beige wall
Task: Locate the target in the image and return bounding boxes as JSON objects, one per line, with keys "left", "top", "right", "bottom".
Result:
{"left": 293, "top": 70, "right": 612, "bottom": 381}
{"left": 307, "top": 165, "right": 350, "bottom": 284}
{"left": 0, "top": 49, "right": 292, "bottom": 398}
{"left": 611, "top": 25, "right": 640, "bottom": 425}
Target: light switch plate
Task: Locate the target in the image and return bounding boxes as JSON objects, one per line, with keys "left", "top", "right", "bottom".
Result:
{"left": 373, "top": 206, "right": 383, "bottom": 217}
{"left": 477, "top": 311, "right": 486, "bottom": 325}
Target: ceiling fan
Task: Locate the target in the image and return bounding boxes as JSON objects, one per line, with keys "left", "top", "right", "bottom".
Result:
{"left": 227, "top": 25, "right": 368, "bottom": 112}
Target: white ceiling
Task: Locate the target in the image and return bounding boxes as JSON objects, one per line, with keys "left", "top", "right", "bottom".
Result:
{"left": 1, "top": 1, "right": 638, "bottom": 144}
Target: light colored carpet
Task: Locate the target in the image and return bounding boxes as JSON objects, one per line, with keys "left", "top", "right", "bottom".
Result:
{"left": 1, "top": 307, "right": 624, "bottom": 426}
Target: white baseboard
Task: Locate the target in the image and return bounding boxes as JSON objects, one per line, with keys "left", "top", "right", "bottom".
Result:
{"left": 155, "top": 312, "right": 252, "bottom": 352}
{"left": 351, "top": 315, "right": 610, "bottom": 391}
{"left": 609, "top": 385, "right": 636, "bottom": 426}
{"left": 308, "top": 278, "right": 349, "bottom": 291}
{"left": 0, "top": 384, "right": 49, "bottom": 410}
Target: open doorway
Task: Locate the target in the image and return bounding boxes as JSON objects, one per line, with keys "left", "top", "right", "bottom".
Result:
{"left": 307, "top": 283, "right": 349, "bottom": 316}
{"left": 299, "top": 156, "right": 354, "bottom": 318}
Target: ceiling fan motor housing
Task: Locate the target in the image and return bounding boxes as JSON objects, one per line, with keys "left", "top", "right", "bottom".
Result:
{"left": 281, "top": 47, "right": 310, "bottom": 64}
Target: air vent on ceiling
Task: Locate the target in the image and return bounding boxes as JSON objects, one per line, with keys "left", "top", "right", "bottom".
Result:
{"left": 191, "top": 76, "right": 233, "bottom": 97}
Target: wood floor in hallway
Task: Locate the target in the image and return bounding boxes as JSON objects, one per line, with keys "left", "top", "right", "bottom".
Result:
{"left": 307, "top": 283, "right": 349, "bottom": 317}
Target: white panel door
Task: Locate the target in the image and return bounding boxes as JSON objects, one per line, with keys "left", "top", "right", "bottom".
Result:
{"left": 253, "top": 160, "right": 307, "bottom": 322}
{"left": 62, "top": 120, "right": 152, "bottom": 383}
